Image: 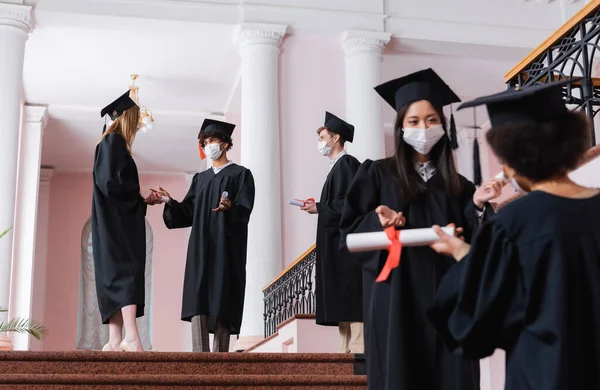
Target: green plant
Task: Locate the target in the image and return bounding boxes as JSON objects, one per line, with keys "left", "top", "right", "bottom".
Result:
{"left": 0, "top": 226, "right": 12, "bottom": 240}
{"left": 0, "top": 307, "right": 47, "bottom": 341}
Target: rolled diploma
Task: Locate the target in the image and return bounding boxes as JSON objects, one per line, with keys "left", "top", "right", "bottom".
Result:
{"left": 347, "top": 227, "right": 455, "bottom": 252}
{"left": 495, "top": 172, "right": 505, "bottom": 180}
{"left": 161, "top": 196, "right": 170, "bottom": 203}
{"left": 289, "top": 199, "right": 304, "bottom": 207}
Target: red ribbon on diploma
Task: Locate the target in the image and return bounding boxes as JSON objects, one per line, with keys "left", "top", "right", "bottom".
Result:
{"left": 375, "top": 227, "right": 402, "bottom": 283}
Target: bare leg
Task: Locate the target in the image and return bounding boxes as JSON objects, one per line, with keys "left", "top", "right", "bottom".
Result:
{"left": 120, "top": 304, "right": 143, "bottom": 351}
{"left": 103, "top": 312, "right": 123, "bottom": 351}
{"left": 191, "top": 315, "right": 210, "bottom": 352}
{"left": 213, "top": 318, "right": 230, "bottom": 352}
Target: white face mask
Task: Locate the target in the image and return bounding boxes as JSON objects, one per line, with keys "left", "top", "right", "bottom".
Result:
{"left": 317, "top": 137, "right": 336, "bottom": 157}
{"left": 204, "top": 143, "right": 223, "bottom": 160}
{"left": 402, "top": 125, "right": 445, "bottom": 155}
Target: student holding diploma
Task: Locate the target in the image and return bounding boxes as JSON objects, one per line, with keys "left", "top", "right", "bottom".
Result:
{"left": 301, "top": 112, "right": 363, "bottom": 353}
{"left": 153, "top": 119, "right": 255, "bottom": 353}
{"left": 339, "top": 69, "right": 503, "bottom": 390}
{"left": 428, "top": 80, "right": 600, "bottom": 390}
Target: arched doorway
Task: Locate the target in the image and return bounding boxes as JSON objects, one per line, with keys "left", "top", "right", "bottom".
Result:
{"left": 76, "top": 217, "right": 154, "bottom": 350}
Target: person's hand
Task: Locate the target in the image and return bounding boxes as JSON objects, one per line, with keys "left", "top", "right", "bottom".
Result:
{"left": 473, "top": 178, "right": 505, "bottom": 208}
{"left": 144, "top": 190, "right": 162, "bottom": 205}
{"left": 429, "top": 224, "right": 470, "bottom": 262}
{"left": 300, "top": 199, "right": 318, "bottom": 214}
{"left": 212, "top": 198, "right": 232, "bottom": 212}
{"left": 375, "top": 206, "right": 406, "bottom": 228}
{"left": 150, "top": 186, "right": 172, "bottom": 205}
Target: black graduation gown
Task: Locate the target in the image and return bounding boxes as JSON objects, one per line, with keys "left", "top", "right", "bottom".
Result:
{"left": 428, "top": 190, "right": 600, "bottom": 390}
{"left": 164, "top": 163, "right": 255, "bottom": 334}
{"left": 340, "top": 158, "right": 490, "bottom": 390}
{"left": 315, "top": 154, "right": 362, "bottom": 326}
{"left": 91, "top": 133, "right": 147, "bottom": 324}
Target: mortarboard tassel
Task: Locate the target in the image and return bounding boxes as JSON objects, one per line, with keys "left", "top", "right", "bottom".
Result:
{"left": 449, "top": 112, "right": 458, "bottom": 150}
{"left": 198, "top": 142, "right": 206, "bottom": 160}
{"left": 473, "top": 132, "right": 482, "bottom": 187}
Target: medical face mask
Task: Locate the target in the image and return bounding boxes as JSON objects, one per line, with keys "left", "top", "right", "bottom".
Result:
{"left": 402, "top": 125, "right": 445, "bottom": 155}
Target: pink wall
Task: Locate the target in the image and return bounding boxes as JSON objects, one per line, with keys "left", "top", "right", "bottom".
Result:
{"left": 278, "top": 34, "right": 347, "bottom": 266}
{"left": 40, "top": 171, "right": 192, "bottom": 351}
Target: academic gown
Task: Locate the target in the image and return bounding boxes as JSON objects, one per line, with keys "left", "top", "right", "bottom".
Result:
{"left": 163, "top": 164, "right": 255, "bottom": 334}
{"left": 340, "top": 158, "right": 490, "bottom": 390}
{"left": 315, "top": 154, "right": 362, "bottom": 326}
{"left": 428, "top": 190, "right": 600, "bottom": 390}
{"left": 91, "top": 133, "right": 147, "bottom": 324}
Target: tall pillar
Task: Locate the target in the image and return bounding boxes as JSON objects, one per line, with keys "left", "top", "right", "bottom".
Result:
{"left": 10, "top": 105, "right": 49, "bottom": 350}
{"left": 341, "top": 30, "right": 391, "bottom": 162}
{"left": 0, "top": 2, "right": 34, "bottom": 323}
{"left": 30, "top": 167, "right": 53, "bottom": 351}
{"left": 234, "top": 23, "right": 287, "bottom": 349}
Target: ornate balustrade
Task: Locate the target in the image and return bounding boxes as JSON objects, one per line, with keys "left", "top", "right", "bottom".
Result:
{"left": 505, "top": 0, "right": 600, "bottom": 146}
{"left": 262, "top": 244, "right": 316, "bottom": 338}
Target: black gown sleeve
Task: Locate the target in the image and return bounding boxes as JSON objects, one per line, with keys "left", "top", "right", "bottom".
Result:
{"left": 427, "top": 220, "right": 526, "bottom": 359}
{"left": 94, "top": 134, "right": 145, "bottom": 215}
{"left": 339, "top": 160, "right": 383, "bottom": 275}
{"left": 163, "top": 174, "right": 198, "bottom": 229}
{"left": 316, "top": 158, "right": 359, "bottom": 226}
{"left": 228, "top": 169, "right": 255, "bottom": 227}
{"left": 460, "top": 179, "right": 495, "bottom": 242}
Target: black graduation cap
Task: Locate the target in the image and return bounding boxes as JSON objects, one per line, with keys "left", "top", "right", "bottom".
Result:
{"left": 374, "top": 68, "right": 461, "bottom": 149}
{"left": 197, "top": 119, "right": 236, "bottom": 139}
{"left": 100, "top": 90, "right": 137, "bottom": 134}
{"left": 457, "top": 78, "right": 579, "bottom": 186}
{"left": 323, "top": 111, "right": 355, "bottom": 143}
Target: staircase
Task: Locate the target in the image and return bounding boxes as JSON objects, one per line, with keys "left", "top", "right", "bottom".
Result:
{"left": 0, "top": 351, "right": 366, "bottom": 389}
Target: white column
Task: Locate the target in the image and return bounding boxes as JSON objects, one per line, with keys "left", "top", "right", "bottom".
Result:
{"left": 341, "top": 30, "right": 391, "bottom": 162}
{"left": 30, "top": 167, "right": 53, "bottom": 351}
{"left": 10, "top": 105, "right": 49, "bottom": 350}
{"left": 234, "top": 23, "right": 287, "bottom": 349}
{"left": 0, "top": 2, "right": 34, "bottom": 324}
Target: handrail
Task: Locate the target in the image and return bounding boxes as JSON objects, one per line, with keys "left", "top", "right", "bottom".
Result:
{"left": 504, "top": 0, "right": 600, "bottom": 83}
{"left": 262, "top": 243, "right": 316, "bottom": 292}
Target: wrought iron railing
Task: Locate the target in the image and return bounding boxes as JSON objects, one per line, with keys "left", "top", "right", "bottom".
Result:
{"left": 505, "top": 0, "right": 600, "bottom": 146}
{"left": 262, "top": 245, "right": 316, "bottom": 338}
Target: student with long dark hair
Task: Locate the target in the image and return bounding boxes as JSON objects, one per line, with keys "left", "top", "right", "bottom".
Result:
{"left": 340, "top": 69, "right": 503, "bottom": 390}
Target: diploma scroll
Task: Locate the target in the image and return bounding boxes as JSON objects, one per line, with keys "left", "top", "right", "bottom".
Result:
{"left": 289, "top": 198, "right": 315, "bottom": 207}
{"left": 495, "top": 172, "right": 505, "bottom": 181}
{"left": 161, "top": 196, "right": 170, "bottom": 203}
{"left": 221, "top": 191, "right": 229, "bottom": 201}
{"left": 346, "top": 227, "right": 455, "bottom": 252}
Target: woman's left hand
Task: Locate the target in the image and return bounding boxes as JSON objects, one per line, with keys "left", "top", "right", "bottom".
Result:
{"left": 429, "top": 224, "right": 471, "bottom": 262}
{"left": 473, "top": 178, "right": 505, "bottom": 208}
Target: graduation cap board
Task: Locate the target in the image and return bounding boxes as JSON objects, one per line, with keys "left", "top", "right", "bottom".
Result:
{"left": 374, "top": 68, "right": 461, "bottom": 149}
{"left": 458, "top": 78, "right": 579, "bottom": 186}
{"left": 197, "top": 119, "right": 236, "bottom": 160}
{"left": 100, "top": 90, "right": 137, "bottom": 134}
{"left": 323, "top": 111, "right": 355, "bottom": 143}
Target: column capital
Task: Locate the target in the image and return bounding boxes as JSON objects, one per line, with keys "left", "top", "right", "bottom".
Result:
{"left": 40, "top": 167, "right": 54, "bottom": 183}
{"left": 24, "top": 104, "right": 49, "bottom": 135}
{"left": 233, "top": 23, "right": 287, "bottom": 49}
{"left": 0, "top": 2, "right": 34, "bottom": 35}
{"left": 341, "top": 30, "right": 391, "bottom": 57}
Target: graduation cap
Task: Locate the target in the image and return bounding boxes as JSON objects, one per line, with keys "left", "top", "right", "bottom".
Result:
{"left": 323, "top": 111, "right": 354, "bottom": 143}
{"left": 458, "top": 78, "right": 579, "bottom": 186}
{"left": 100, "top": 90, "right": 137, "bottom": 133}
{"left": 374, "top": 68, "right": 461, "bottom": 149}
{"left": 197, "top": 119, "right": 236, "bottom": 160}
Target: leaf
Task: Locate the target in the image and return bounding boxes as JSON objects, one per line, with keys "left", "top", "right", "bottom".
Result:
{"left": 0, "top": 317, "right": 48, "bottom": 340}
{"left": 0, "top": 226, "right": 13, "bottom": 240}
